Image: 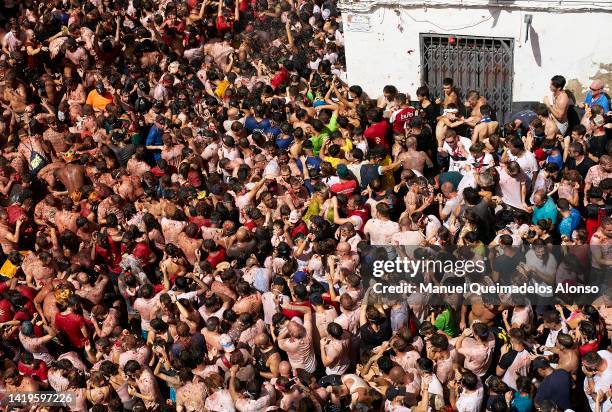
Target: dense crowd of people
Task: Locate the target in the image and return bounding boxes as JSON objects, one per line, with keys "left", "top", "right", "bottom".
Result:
{"left": 0, "top": 0, "right": 611, "bottom": 411}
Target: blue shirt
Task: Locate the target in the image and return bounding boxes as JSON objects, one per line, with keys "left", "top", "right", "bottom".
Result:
{"left": 244, "top": 116, "right": 271, "bottom": 134}
{"left": 532, "top": 197, "right": 558, "bottom": 225}
{"left": 511, "top": 392, "right": 533, "bottom": 412}
{"left": 585, "top": 91, "right": 610, "bottom": 113}
{"left": 145, "top": 125, "right": 163, "bottom": 162}
{"left": 304, "top": 156, "right": 321, "bottom": 173}
{"left": 558, "top": 207, "right": 581, "bottom": 238}
{"left": 275, "top": 135, "right": 294, "bottom": 150}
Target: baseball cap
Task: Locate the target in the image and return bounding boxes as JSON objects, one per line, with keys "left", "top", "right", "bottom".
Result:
{"left": 219, "top": 334, "right": 235, "bottom": 352}
{"left": 292, "top": 271, "right": 308, "bottom": 284}
{"left": 336, "top": 163, "right": 349, "bottom": 179}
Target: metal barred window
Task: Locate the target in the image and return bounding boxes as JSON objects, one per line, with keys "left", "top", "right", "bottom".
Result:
{"left": 420, "top": 34, "right": 514, "bottom": 122}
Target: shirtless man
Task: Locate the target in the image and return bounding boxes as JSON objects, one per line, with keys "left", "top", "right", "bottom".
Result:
{"left": 54, "top": 198, "right": 79, "bottom": 234}
{"left": 463, "top": 90, "right": 487, "bottom": 127}
{"left": 54, "top": 163, "right": 86, "bottom": 197}
{"left": 74, "top": 272, "right": 110, "bottom": 307}
{"left": 397, "top": 136, "right": 433, "bottom": 175}
{"left": 34, "top": 279, "right": 74, "bottom": 328}
{"left": 0, "top": 208, "right": 23, "bottom": 255}
{"left": 176, "top": 223, "right": 203, "bottom": 266}
{"left": 543, "top": 75, "right": 570, "bottom": 136}
{"left": 23, "top": 251, "right": 56, "bottom": 288}
{"left": 463, "top": 295, "right": 499, "bottom": 328}
{"left": 435, "top": 104, "right": 464, "bottom": 148}
{"left": 471, "top": 104, "right": 499, "bottom": 143}
{"left": 2, "top": 72, "right": 27, "bottom": 118}
{"left": 226, "top": 227, "right": 258, "bottom": 259}
{"left": 3, "top": 368, "right": 40, "bottom": 393}
{"left": 534, "top": 104, "right": 560, "bottom": 140}
{"left": 436, "top": 78, "right": 459, "bottom": 109}
{"left": 115, "top": 173, "right": 144, "bottom": 203}
{"left": 546, "top": 332, "right": 579, "bottom": 375}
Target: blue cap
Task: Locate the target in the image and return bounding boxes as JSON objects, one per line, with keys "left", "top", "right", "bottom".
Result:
{"left": 292, "top": 271, "right": 308, "bottom": 284}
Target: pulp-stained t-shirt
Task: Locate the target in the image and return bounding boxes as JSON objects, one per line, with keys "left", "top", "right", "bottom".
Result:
{"left": 54, "top": 312, "right": 89, "bottom": 349}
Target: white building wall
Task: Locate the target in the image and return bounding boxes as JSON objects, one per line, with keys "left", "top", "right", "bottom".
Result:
{"left": 340, "top": 1, "right": 612, "bottom": 103}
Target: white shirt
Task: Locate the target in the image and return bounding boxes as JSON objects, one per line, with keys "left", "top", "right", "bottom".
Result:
{"left": 364, "top": 218, "right": 400, "bottom": 245}
{"left": 508, "top": 151, "right": 539, "bottom": 184}
{"left": 584, "top": 350, "right": 612, "bottom": 412}
{"left": 456, "top": 383, "right": 484, "bottom": 412}
{"left": 443, "top": 136, "right": 472, "bottom": 173}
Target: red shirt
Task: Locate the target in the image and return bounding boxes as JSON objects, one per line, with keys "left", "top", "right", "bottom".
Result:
{"left": 391, "top": 106, "right": 416, "bottom": 134}
{"left": 0, "top": 282, "right": 36, "bottom": 302}
{"left": 206, "top": 248, "right": 227, "bottom": 268}
{"left": 271, "top": 67, "right": 289, "bottom": 90}
{"left": 216, "top": 15, "right": 235, "bottom": 33}
{"left": 188, "top": 216, "right": 211, "bottom": 229}
{"left": 95, "top": 236, "right": 125, "bottom": 274}
{"left": 243, "top": 219, "right": 258, "bottom": 232}
{"left": 578, "top": 336, "right": 601, "bottom": 357}
{"left": 290, "top": 221, "right": 309, "bottom": 239}
{"left": 55, "top": 312, "right": 90, "bottom": 349}
{"left": 18, "top": 360, "right": 48, "bottom": 381}
{"left": 281, "top": 300, "right": 312, "bottom": 320}
{"left": 0, "top": 299, "right": 14, "bottom": 322}
{"left": 364, "top": 120, "right": 391, "bottom": 151}
{"left": 330, "top": 179, "right": 357, "bottom": 196}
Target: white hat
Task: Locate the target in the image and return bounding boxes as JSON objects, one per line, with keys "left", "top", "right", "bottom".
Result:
{"left": 219, "top": 334, "right": 235, "bottom": 352}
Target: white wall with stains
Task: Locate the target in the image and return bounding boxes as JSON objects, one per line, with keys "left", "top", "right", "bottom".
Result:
{"left": 340, "top": 0, "right": 612, "bottom": 102}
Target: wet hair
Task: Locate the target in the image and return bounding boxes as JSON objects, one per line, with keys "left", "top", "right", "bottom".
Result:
{"left": 551, "top": 75, "right": 566, "bottom": 89}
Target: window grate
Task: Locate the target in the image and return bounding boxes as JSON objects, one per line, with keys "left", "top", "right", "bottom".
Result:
{"left": 420, "top": 34, "right": 514, "bottom": 122}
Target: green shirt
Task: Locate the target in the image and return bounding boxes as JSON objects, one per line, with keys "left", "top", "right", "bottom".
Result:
{"left": 310, "top": 114, "right": 338, "bottom": 156}
{"left": 434, "top": 307, "right": 458, "bottom": 337}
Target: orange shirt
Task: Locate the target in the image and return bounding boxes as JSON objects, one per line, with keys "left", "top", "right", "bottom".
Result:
{"left": 85, "top": 90, "right": 113, "bottom": 111}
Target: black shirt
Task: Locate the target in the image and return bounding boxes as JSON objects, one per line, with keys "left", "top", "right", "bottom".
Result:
{"left": 565, "top": 155, "right": 595, "bottom": 179}
{"left": 493, "top": 252, "right": 526, "bottom": 285}
{"left": 359, "top": 319, "right": 392, "bottom": 353}
{"left": 587, "top": 134, "right": 610, "bottom": 159}
{"left": 109, "top": 144, "right": 136, "bottom": 168}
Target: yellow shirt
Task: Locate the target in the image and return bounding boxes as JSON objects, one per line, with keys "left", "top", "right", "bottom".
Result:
{"left": 340, "top": 138, "right": 353, "bottom": 156}
{"left": 381, "top": 155, "right": 395, "bottom": 189}
{"left": 323, "top": 156, "right": 343, "bottom": 168}
{"left": 0, "top": 251, "right": 28, "bottom": 278}
{"left": 214, "top": 80, "right": 230, "bottom": 99}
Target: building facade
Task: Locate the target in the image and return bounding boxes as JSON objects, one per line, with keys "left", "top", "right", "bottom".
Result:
{"left": 339, "top": 0, "right": 612, "bottom": 120}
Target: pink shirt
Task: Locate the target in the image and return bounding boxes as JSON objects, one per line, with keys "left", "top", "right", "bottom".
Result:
{"left": 498, "top": 167, "right": 528, "bottom": 210}
{"left": 458, "top": 334, "right": 495, "bottom": 377}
